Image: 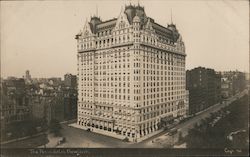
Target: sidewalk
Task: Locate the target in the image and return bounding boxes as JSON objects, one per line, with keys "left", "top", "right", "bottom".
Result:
{"left": 69, "top": 123, "right": 125, "bottom": 141}
{"left": 60, "top": 119, "right": 77, "bottom": 124}
{"left": 1, "top": 132, "right": 45, "bottom": 145}
{"left": 145, "top": 90, "right": 247, "bottom": 148}
{"left": 69, "top": 123, "right": 164, "bottom": 143}
{"left": 137, "top": 128, "right": 164, "bottom": 143}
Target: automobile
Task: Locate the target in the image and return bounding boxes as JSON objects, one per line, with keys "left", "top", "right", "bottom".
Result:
{"left": 169, "top": 128, "right": 178, "bottom": 136}
{"left": 57, "top": 137, "right": 66, "bottom": 145}
{"left": 165, "top": 132, "right": 170, "bottom": 136}
{"left": 164, "top": 124, "right": 174, "bottom": 130}
{"left": 61, "top": 137, "right": 66, "bottom": 143}
{"left": 86, "top": 128, "right": 91, "bottom": 132}
{"left": 122, "top": 137, "right": 129, "bottom": 142}
{"left": 173, "top": 120, "right": 180, "bottom": 125}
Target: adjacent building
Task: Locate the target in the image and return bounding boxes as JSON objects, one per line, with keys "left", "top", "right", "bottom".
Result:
{"left": 62, "top": 87, "right": 77, "bottom": 121}
{"left": 0, "top": 78, "right": 30, "bottom": 137}
{"left": 186, "top": 67, "right": 221, "bottom": 115}
{"left": 64, "top": 73, "right": 77, "bottom": 88}
{"left": 220, "top": 71, "right": 247, "bottom": 98}
{"left": 29, "top": 75, "right": 77, "bottom": 124}
{"left": 1, "top": 72, "right": 78, "bottom": 141}
{"left": 24, "top": 70, "right": 32, "bottom": 84}
{"left": 221, "top": 77, "right": 233, "bottom": 98}
{"left": 76, "top": 4, "right": 188, "bottom": 141}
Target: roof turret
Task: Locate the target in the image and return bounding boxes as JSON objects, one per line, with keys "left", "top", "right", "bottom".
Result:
{"left": 89, "top": 16, "right": 102, "bottom": 33}
{"left": 124, "top": 4, "right": 146, "bottom": 24}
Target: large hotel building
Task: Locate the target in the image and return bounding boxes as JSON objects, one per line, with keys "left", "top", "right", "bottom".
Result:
{"left": 75, "top": 4, "right": 189, "bottom": 142}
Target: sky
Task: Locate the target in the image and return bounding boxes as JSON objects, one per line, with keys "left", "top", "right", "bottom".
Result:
{"left": 1, "top": 0, "right": 249, "bottom": 78}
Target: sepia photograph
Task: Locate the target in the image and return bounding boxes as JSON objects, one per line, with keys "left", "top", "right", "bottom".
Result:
{"left": 0, "top": 0, "right": 249, "bottom": 156}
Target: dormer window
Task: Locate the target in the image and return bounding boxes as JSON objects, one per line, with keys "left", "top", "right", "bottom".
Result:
{"left": 119, "top": 21, "right": 125, "bottom": 29}
{"left": 84, "top": 30, "right": 88, "bottom": 36}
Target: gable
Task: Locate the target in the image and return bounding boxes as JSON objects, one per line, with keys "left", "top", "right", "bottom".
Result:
{"left": 114, "top": 10, "right": 130, "bottom": 30}
{"left": 145, "top": 18, "right": 154, "bottom": 31}
{"left": 82, "top": 20, "right": 93, "bottom": 37}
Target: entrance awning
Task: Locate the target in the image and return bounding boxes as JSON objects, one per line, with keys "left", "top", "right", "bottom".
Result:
{"left": 161, "top": 115, "right": 174, "bottom": 122}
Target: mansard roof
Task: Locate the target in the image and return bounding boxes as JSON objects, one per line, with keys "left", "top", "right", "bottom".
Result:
{"left": 124, "top": 4, "right": 147, "bottom": 25}
{"left": 96, "top": 18, "right": 117, "bottom": 31}
{"left": 152, "top": 22, "right": 179, "bottom": 42}
{"left": 89, "top": 16, "right": 102, "bottom": 33}
{"left": 76, "top": 4, "right": 180, "bottom": 42}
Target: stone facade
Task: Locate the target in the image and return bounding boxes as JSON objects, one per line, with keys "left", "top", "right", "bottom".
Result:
{"left": 76, "top": 4, "right": 188, "bottom": 141}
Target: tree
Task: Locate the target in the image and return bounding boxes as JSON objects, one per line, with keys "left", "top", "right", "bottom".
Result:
{"left": 178, "top": 131, "right": 184, "bottom": 143}
{"left": 26, "top": 120, "right": 37, "bottom": 136}
{"left": 49, "top": 119, "right": 61, "bottom": 136}
{"left": 41, "top": 118, "right": 48, "bottom": 130}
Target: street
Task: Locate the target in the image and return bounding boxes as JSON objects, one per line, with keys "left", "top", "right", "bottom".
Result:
{"left": 2, "top": 90, "right": 248, "bottom": 148}
{"left": 56, "top": 123, "right": 131, "bottom": 148}
{"left": 133, "top": 89, "right": 248, "bottom": 148}
{"left": 54, "top": 90, "right": 248, "bottom": 148}
{"left": 1, "top": 134, "right": 48, "bottom": 148}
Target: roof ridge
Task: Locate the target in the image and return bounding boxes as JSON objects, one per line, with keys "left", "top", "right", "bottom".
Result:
{"left": 152, "top": 22, "right": 170, "bottom": 32}
{"left": 97, "top": 18, "right": 117, "bottom": 25}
